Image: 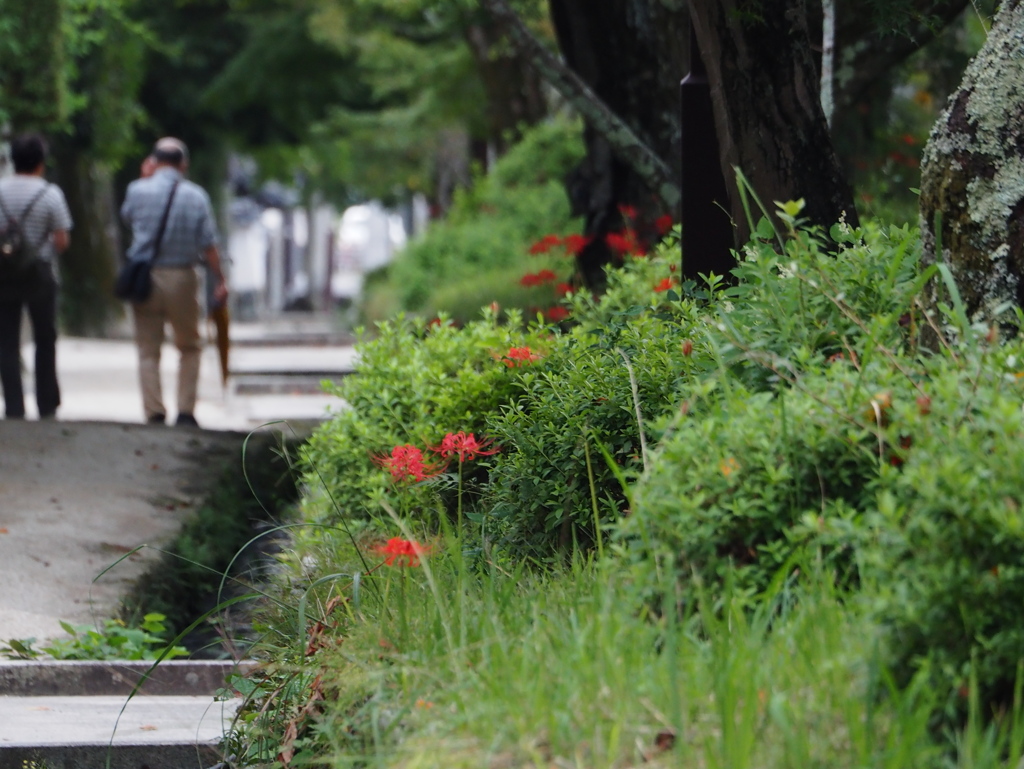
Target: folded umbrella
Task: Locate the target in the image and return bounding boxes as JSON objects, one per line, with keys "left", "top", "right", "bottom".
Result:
{"left": 209, "top": 300, "right": 230, "bottom": 387}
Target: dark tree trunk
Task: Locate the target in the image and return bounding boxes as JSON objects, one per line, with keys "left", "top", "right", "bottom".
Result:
{"left": 919, "top": 0, "right": 1024, "bottom": 324}
{"left": 51, "top": 142, "right": 121, "bottom": 336}
{"left": 547, "top": 0, "right": 688, "bottom": 289}
{"left": 464, "top": 14, "right": 549, "bottom": 157}
{"left": 689, "top": 0, "right": 858, "bottom": 244}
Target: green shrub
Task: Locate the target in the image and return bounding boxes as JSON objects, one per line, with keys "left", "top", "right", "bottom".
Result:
{"left": 856, "top": 347, "right": 1024, "bottom": 725}
{"left": 620, "top": 359, "right": 910, "bottom": 608}
{"left": 364, "top": 119, "right": 584, "bottom": 323}
{"left": 301, "top": 309, "right": 555, "bottom": 527}
{"left": 718, "top": 216, "right": 924, "bottom": 391}
{"left": 483, "top": 245, "right": 707, "bottom": 560}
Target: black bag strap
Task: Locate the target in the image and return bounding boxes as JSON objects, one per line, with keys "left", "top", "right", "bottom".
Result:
{"left": 0, "top": 183, "right": 50, "bottom": 230}
{"left": 150, "top": 180, "right": 180, "bottom": 265}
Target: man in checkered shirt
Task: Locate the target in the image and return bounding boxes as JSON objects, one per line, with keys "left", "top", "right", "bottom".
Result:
{"left": 121, "top": 137, "right": 228, "bottom": 427}
{"left": 0, "top": 134, "right": 73, "bottom": 420}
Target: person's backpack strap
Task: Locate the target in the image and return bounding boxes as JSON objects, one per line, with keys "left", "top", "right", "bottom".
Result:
{"left": 150, "top": 181, "right": 180, "bottom": 265}
{"left": 0, "top": 183, "right": 48, "bottom": 229}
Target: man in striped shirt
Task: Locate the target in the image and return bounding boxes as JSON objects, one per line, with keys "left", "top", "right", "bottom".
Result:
{"left": 120, "top": 137, "right": 228, "bottom": 427}
{"left": 0, "top": 134, "right": 73, "bottom": 420}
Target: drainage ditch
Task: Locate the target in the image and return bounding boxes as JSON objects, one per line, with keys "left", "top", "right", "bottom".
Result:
{"left": 121, "top": 430, "right": 305, "bottom": 659}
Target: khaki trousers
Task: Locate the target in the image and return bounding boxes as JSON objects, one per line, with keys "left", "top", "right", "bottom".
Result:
{"left": 131, "top": 267, "right": 201, "bottom": 420}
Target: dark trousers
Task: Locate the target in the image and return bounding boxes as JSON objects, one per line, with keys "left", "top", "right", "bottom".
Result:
{"left": 0, "top": 276, "right": 60, "bottom": 418}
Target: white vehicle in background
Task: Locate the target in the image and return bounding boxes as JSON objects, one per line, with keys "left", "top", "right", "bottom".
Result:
{"left": 330, "top": 202, "right": 407, "bottom": 302}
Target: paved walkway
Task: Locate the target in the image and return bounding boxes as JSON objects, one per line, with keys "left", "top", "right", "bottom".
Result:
{"left": 0, "top": 317, "right": 356, "bottom": 645}
{"left": 39, "top": 318, "right": 355, "bottom": 430}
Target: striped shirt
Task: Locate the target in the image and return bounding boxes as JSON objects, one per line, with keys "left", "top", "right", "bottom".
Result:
{"left": 120, "top": 167, "right": 219, "bottom": 268}
{"left": 0, "top": 175, "right": 73, "bottom": 281}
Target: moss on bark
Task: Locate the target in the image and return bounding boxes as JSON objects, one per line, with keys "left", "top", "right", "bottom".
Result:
{"left": 920, "top": 0, "right": 1024, "bottom": 321}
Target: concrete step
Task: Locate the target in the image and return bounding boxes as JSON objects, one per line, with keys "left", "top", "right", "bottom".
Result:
{"left": 0, "top": 660, "right": 253, "bottom": 769}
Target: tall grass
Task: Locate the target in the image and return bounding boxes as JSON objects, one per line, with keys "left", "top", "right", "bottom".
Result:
{"left": 257, "top": 537, "right": 1024, "bottom": 769}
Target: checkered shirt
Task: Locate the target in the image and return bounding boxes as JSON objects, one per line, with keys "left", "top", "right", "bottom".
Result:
{"left": 120, "top": 167, "right": 219, "bottom": 267}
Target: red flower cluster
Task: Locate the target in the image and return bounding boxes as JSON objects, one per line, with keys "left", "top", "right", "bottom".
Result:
{"left": 563, "top": 234, "right": 591, "bottom": 256}
{"left": 520, "top": 270, "right": 558, "bottom": 287}
{"left": 618, "top": 204, "right": 638, "bottom": 220}
{"left": 527, "top": 233, "right": 593, "bottom": 258}
{"left": 655, "top": 214, "right": 674, "bottom": 235}
{"left": 554, "top": 282, "right": 573, "bottom": 297}
{"left": 504, "top": 346, "right": 541, "bottom": 367}
{"left": 372, "top": 445, "right": 446, "bottom": 483}
{"left": 546, "top": 306, "right": 570, "bottom": 322}
{"left": 654, "top": 277, "right": 677, "bottom": 293}
{"left": 434, "top": 431, "right": 500, "bottom": 462}
{"left": 606, "top": 230, "right": 647, "bottom": 258}
{"left": 528, "top": 234, "right": 563, "bottom": 255}
{"left": 374, "top": 431, "right": 502, "bottom": 484}
{"left": 376, "top": 537, "right": 430, "bottom": 567}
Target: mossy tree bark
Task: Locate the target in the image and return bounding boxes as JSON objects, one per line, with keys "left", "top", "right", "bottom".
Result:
{"left": 689, "top": 0, "right": 858, "bottom": 244}
{"left": 919, "top": 0, "right": 1024, "bottom": 323}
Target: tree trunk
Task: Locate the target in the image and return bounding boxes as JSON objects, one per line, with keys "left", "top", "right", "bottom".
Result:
{"left": 51, "top": 142, "right": 121, "bottom": 336}
{"left": 464, "top": 13, "right": 549, "bottom": 158}
{"left": 919, "top": 0, "right": 1024, "bottom": 323}
{"left": 689, "top": 0, "right": 858, "bottom": 244}
{"left": 547, "top": 0, "right": 688, "bottom": 289}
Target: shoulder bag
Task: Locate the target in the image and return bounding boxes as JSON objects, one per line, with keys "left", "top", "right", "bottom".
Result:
{"left": 115, "top": 180, "right": 179, "bottom": 303}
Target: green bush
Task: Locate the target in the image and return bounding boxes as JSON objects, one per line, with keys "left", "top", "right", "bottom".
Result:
{"left": 856, "top": 348, "right": 1024, "bottom": 725}
{"left": 301, "top": 309, "right": 556, "bottom": 527}
{"left": 620, "top": 359, "right": 909, "bottom": 608}
{"left": 718, "top": 216, "right": 924, "bottom": 391}
{"left": 363, "top": 119, "right": 584, "bottom": 323}
{"left": 482, "top": 244, "right": 707, "bottom": 560}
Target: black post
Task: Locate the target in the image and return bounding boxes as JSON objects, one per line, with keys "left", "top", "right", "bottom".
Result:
{"left": 680, "top": 23, "right": 734, "bottom": 282}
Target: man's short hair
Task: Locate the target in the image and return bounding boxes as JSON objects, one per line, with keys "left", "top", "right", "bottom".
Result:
{"left": 10, "top": 134, "right": 47, "bottom": 174}
{"left": 152, "top": 138, "right": 188, "bottom": 168}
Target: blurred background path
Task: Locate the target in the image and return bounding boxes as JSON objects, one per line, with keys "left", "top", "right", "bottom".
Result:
{"left": 20, "top": 313, "right": 354, "bottom": 430}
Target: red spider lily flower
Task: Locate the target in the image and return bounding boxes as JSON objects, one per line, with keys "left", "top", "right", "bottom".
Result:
{"left": 504, "top": 346, "right": 541, "bottom": 367}
{"left": 376, "top": 537, "right": 431, "bottom": 567}
{"left": 618, "top": 204, "right": 638, "bottom": 220}
{"left": 654, "top": 277, "right": 677, "bottom": 293}
{"left": 606, "top": 230, "right": 646, "bottom": 257}
{"left": 535, "top": 269, "right": 557, "bottom": 283}
{"left": 605, "top": 231, "right": 633, "bottom": 254}
{"left": 546, "top": 306, "right": 571, "bottom": 322}
{"left": 528, "top": 234, "right": 563, "bottom": 255}
{"left": 562, "top": 234, "right": 592, "bottom": 256}
{"left": 554, "top": 282, "right": 573, "bottom": 297}
{"left": 372, "top": 445, "right": 446, "bottom": 483}
{"left": 655, "top": 214, "right": 674, "bottom": 235}
{"left": 434, "top": 431, "right": 500, "bottom": 462}
{"left": 520, "top": 273, "right": 543, "bottom": 287}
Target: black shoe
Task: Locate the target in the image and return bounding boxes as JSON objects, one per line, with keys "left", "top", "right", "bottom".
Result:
{"left": 147, "top": 413, "right": 166, "bottom": 425}
{"left": 175, "top": 412, "right": 199, "bottom": 427}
